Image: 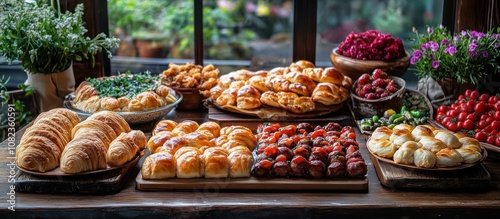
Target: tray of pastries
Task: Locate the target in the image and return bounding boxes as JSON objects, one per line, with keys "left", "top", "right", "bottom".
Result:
{"left": 16, "top": 108, "right": 147, "bottom": 177}
{"left": 136, "top": 120, "right": 368, "bottom": 191}
{"left": 205, "top": 60, "right": 352, "bottom": 120}
{"left": 367, "top": 124, "right": 487, "bottom": 171}
{"left": 65, "top": 72, "right": 182, "bottom": 124}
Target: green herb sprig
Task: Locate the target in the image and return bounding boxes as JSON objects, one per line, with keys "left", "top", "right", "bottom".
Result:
{"left": 86, "top": 71, "right": 159, "bottom": 99}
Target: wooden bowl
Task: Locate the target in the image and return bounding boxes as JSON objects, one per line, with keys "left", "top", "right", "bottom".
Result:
{"left": 173, "top": 88, "right": 205, "bottom": 110}
{"left": 330, "top": 47, "right": 410, "bottom": 81}
{"left": 350, "top": 76, "right": 406, "bottom": 119}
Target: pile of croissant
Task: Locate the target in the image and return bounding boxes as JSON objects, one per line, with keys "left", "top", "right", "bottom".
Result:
{"left": 160, "top": 63, "right": 219, "bottom": 91}
{"left": 16, "top": 108, "right": 146, "bottom": 174}
{"left": 367, "top": 124, "right": 483, "bottom": 168}
{"left": 142, "top": 120, "right": 255, "bottom": 179}
{"left": 204, "top": 60, "right": 353, "bottom": 114}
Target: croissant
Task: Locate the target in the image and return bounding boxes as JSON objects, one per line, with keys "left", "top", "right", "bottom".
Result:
{"left": 183, "top": 132, "right": 214, "bottom": 148}
{"left": 141, "top": 152, "right": 177, "bottom": 179}
{"left": 152, "top": 120, "right": 178, "bottom": 136}
{"left": 87, "top": 110, "right": 131, "bottom": 136}
{"left": 196, "top": 121, "right": 221, "bottom": 139}
{"left": 216, "top": 87, "right": 238, "bottom": 106}
{"left": 435, "top": 148, "right": 463, "bottom": 167}
{"left": 203, "top": 147, "right": 229, "bottom": 178}
{"left": 311, "top": 82, "right": 344, "bottom": 106}
{"left": 278, "top": 95, "right": 315, "bottom": 114}
{"left": 269, "top": 67, "right": 289, "bottom": 76}
{"left": 60, "top": 137, "right": 108, "bottom": 174}
{"left": 319, "top": 67, "right": 345, "bottom": 85}
{"left": 227, "top": 146, "right": 253, "bottom": 177}
{"left": 16, "top": 135, "right": 62, "bottom": 172}
{"left": 174, "top": 147, "right": 204, "bottom": 178}
{"left": 107, "top": 130, "right": 147, "bottom": 166}
{"left": 236, "top": 85, "right": 262, "bottom": 109}
{"left": 265, "top": 75, "right": 290, "bottom": 92}
{"left": 147, "top": 131, "right": 177, "bottom": 153}
{"left": 434, "top": 131, "right": 461, "bottom": 149}
{"left": 34, "top": 108, "right": 81, "bottom": 127}
{"left": 290, "top": 60, "right": 315, "bottom": 72}
{"left": 260, "top": 91, "right": 281, "bottom": 108}
{"left": 171, "top": 120, "right": 199, "bottom": 136}
{"left": 248, "top": 75, "right": 269, "bottom": 93}
{"left": 227, "top": 129, "right": 257, "bottom": 151}
{"left": 71, "top": 119, "right": 117, "bottom": 148}
{"left": 285, "top": 72, "right": 316, "bottom": 96}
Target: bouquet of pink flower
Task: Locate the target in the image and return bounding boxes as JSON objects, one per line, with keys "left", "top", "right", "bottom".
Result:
{"left": 410, "top": 25, "right": 500, "bottom": 85}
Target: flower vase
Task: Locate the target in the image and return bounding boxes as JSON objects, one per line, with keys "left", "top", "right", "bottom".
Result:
{"left": 25, "top": 64, "right": 75, "bottom": 112}
{"left": 417, "top": 76, "right": 476, "bottom": 110}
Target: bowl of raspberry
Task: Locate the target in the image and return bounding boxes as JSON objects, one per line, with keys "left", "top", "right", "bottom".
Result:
{"left": 350, "top": 69, "right": 406, "bottom": 119}
{"left": 330, "top": 30, "right": 410, "bottom": 81}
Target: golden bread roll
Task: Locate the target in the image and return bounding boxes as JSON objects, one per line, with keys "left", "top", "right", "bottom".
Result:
{"left": 389, "top": 128, "right": 414, "bottom": 149}
{"left": 147, "top": 131, "right": 177, "bottom": 154}
{"left": 203, "top": 147, "right": 229, "bottom": 178}
{"left": 458, "top": 137, "right": 481, "bottom": 150}
{"left": 455, "top": 148, "right": 482, "bottom": 164}
{"left": 393, "top": 146, "right": 415, "bottom": 165}
{"left": 260, "top": 91, "right": 281, "bottom": 108}
{"left": 311, "top": 82, "right": 344, "bottom": 105}
{"left": 202, "top": 85, "right": 223, "bottom": 99}
{"left": 216, "top": 87, "right": 238, "bottom": 106}
{"left": 99, "top": 97, "right": 121, "bottom": 111}
{"left": 172, "top": 120, "right": 199, "bottom": 136}
{"left": 87, "top": 110, "right": 131, "bottom": 136}
{"left": 285, "top": 72, "right": 316, "bottom": 96}
{"left": 236, "top": 85, "right": 262, "bottom": 109}
{"left": 435, "top": 148, "right": 463, "bottom": 167}
{"left": 278, "top": 95, "right": 315, "bottom": 114}
{"left": 302, "top": 68, "right": 323, "bottom": 82}
{"left": 318, "top": 67, "right": 344, "bottom": 85}
{"left": 392, "top": 124, "right": 414, "bottom": 133}
{"left": 419, "top": 136, "right": 447, "bottom": 154}
{"left": 161, "top": 136, "right": 190, "bottom": 154}
{"left": 227, "top": 129, "right": 257, "bottom": 151}
{"left": 292, "top": 60, "right": 315, "bottom": 71}
{"left": 400, "top": 141, "right": 422, "bottom": 150}
{"left": 367, "top": 138, "right": 397, "bottom": 158}
{"left": 411, "top": 125, "right": 434, "bottom": 142}
{"left": 221, "top": 139, "right": 248, "bottom": 150}
{"left": 229, "top": 80, "right": 246, "bottom": 89}
{"left": 370, "top": 126, "right": 392, "bottom": 141}
{"left": 268, "top": 67, "right": 289, "bottom": 76}
{"left": 265, "top": 75, "right": 290, "bottom": 92}
{"left": 228, "top": 146, "right": 253, "bottom": 177}
{"left": 211, "top": 135, "right": 229, "bottom": 147}
{"left": 107, "top": 130, "right": 147, "bottom": 166}
{"left": 434, "top": 131, "right": 461, "bottom": 149}
{"left": 220, "top": 125, "right": 253, "bottom": 136}
{"left": 196, "top": 121, "right": 221, "bottom": 139}
{"left": 60, "top": 137, "right": 108, "bottom": 174}
{"left": 413, "top": 148, "right": 437, "bottom": 168}
{"left": 152, "top": 120, "right": 178, "bottom": 136}
{"left": 141, "top": 152, "right": 177, "bottom": 179}
{"left": 174, "top": 147, "right": 204, "bottom": 178}
{"left": 183, "top": 132, "right": 214, "bottom": 148}
{"left": 248, "top": 75, "right": 269, "bottom": 93}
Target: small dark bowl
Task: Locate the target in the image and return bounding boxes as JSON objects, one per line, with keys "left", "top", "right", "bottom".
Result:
{"left": 330, "top": 47, "right": 410, "bottom": 81}
{"left": 350, "top": 76, "right": 406, "bottom": 119}
{"left": 173, "top": 87, "right": 206, "bottom": 111}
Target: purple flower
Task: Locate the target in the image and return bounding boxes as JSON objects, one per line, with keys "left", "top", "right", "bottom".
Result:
{"left": 421, "top": 43, "right": 429, "bottom": 50}
{"left": 410, "top": 56, "right": 416, "bottom": 65}
{"left": 413, "top": 50, "right": 422, "bottom": 59}
{"left": 468, "top": 51, "right": 478, "bottom": 58}
{"left": 447, "top": 45, "right": 457, "bottom": 55}
{"left": 469, "top": 43, "right": 478, "bottom": 52}
{"left": 432, "top": 60, "right": 439, "bottom": 69}
{"left": 427, "top": 27, "right": 433, "bottom": 34}
{"left": 461, "top": 30, "right": 467, "bottom": 36}
{"left": 441, "top": 39, "right": 448, "bottom": 45}
{"left": 453, "top": 36, "right": 460, "bottom": 42}
{"left": 429, "top": 41, "right": 439, "bottom": 52}
{"left": 473, "top": 39, "right": 478, "bottom": 44}
{"left": 482, "top": 51, "right": 488, "bottom": 58}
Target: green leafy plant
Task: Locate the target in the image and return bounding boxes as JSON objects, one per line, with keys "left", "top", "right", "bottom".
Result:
{"left": 0, "top": 0, "right": 120, "bottom": 74}
{"left": 410, "top": 25, "right": 500, "bottom": 84}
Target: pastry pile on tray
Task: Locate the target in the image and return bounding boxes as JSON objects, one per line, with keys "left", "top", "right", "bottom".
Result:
{"left": 142, "top": 120, "right": 256, "bottom": 179}
{"left": 16, "top": 108, "right": 146, "bottom": 174}
{"left": 206, "top": 60, "right": 353, "bottom": 113}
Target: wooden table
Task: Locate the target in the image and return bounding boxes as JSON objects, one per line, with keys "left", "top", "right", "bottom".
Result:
{"left": 2, "top": 109, "right": 500, "bottom": 219}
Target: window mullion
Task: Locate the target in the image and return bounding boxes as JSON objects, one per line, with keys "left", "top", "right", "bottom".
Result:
{"left": 293, "top": 0, "right": 318, "bottom": 64}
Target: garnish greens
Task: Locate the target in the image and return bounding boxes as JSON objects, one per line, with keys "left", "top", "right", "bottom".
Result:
{"left": 86, "top": 71, "right": 159, "bottom": 99}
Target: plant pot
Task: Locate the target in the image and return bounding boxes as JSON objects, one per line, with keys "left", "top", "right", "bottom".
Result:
{"left": 25, "top": 64, "right": 75, "bottom": 112}
{"left": 135, "top": 39, "right": 168, "bottom": 58}
{"left": 417, "top": 76, "right": 476, "bottom": 110}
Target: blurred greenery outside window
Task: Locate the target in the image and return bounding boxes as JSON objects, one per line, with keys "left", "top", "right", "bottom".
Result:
{"left": 108, "top": 0, "right": 443, "bottom": 77}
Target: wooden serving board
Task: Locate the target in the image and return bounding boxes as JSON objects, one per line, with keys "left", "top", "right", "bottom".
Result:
{"left": 136, "top": 174, "right": 368, "bottom": 192}
{"left": 208, "top": 105, "right": 353, "bottom": 131}
{"left": 14, "top": 157, "right": 139, "bottom": 194}
{"left": 370, "top": 154, "right": 491, "bottom": 190}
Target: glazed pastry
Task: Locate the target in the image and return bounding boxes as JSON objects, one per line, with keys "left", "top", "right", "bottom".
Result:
{"left": 236, "top": 85, "right": 262, "bottom": 109}
{"left": 411, "top": 125, "right": 435, "bottom": 142}
{"left": 174, "top": 147, "right": 204, "bottom": 178}
{"left": 434, "top": 131, "right": 461, "bottom": 149}
{"left": 147, "top": 131, "right": 176, "bottom": 154}
{"left": 278, "top": 95, "right": 315, "bottom": 114}
{"left": 367, "top": 138, "right": 397, "bottom": 158}
{"left": 152, "top": 120, "right": 178, "bottom": 136}
{"left": 216, "top": 87, "right": 238, "bottom": 106}
{"left": 196, "top": 121, "right": 221, "bottom": 139}
{"left": 393, "top": 146, "right": 415, "bottom": 165}
{"left": 71, "top": 119, "right": 117, "bottom": 148}
{"left": 419, "top": 136, "right": 447, "bottom": 153}
{"left": 87, "top": 110, "right": 131, "bottom": 136}
{"left": 161, "top": 136, "right": 190, "bottom": 154}
{"left": 16, "top": 135, "right": 62, "bottom": 173}
{"left": 171, "top": 120, "right": 199, "bottom": 136}
{"left": 260, "top": 91, "right": 281, "bottom": 108}
{"left": 435, "top": 148, "right": 463, "bottom": 167}
{"left": 371, "top": 126, "right": 392, "bottom": 141}
{"left": 248, "top": 75, "right": 269, "bottom": 93}
{"left": 265, "top": 75, "right": 290, "bottom": 92}
{"left": 285, "top": 72, "right": 316, "bottom": 96}
{"left": 316, "top": 67, "right": 344, "bottom": 85}
{"left": 291, "top": 60, "right": 315, "bottom": 71}
{"left": 220, "top": 125, "right": 253, "bottom": 136}
{"left": 227, "top": 146, "right": 254, "bottom": 177}
{"left": 389, "top": 128, "right": 414, "bottom": 149}
{"left": 455, "top": 148, "right": 482, "bottom": 163}
{"left": 107, "top": 130, "right": 147, "bottom": 166}
{"left": 413, "top": 148, "right": 437, "bottom": 168}
{"left": 203, "top": 147, "right": 229, "bottom": 178}
{"left": 60, "top": 137, "right": 108, "bottom": 174}
{"left": 311, "top": 82, "right": 344, "bottom": 106}
{"left": 221, "top": 139, "right": 247, "bottom": 150}
{"left": 141, "top": 152, "right": 177, "bottom": 179}
{"left": 392, "top": 124, "right": 414, "bottom": 133}
{"left": 183, "top": 132, "right": 214, "bottom": 148}
{"left": 227, "top": 128, "right": 257, "bottom": 151}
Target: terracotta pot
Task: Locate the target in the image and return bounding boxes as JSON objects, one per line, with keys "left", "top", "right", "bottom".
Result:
{"left": 135, "top": 39, "right": 168, "bottom": 58}
{"left": 25, "top": 64, "right": 75, "bottom": 112}
{"left": 417, "top": 77, "right": 476, "bottom": 110}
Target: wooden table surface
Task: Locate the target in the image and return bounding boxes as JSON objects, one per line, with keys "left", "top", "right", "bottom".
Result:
{"left": 2, "top": 108, "right": 500, "bottom": 219}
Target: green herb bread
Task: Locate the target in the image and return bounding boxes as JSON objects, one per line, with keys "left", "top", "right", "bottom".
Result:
{"left": 73, "top": 72, "right": 178, "bottom": 112}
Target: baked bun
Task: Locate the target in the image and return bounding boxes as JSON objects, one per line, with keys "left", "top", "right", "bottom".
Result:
{"left": 278, "top": 95, "right": 315, "bottom": 114}
{"left": 458, "top": 137, "right": 481, "bottom": 151}
{"left": 172, "top": 120, "right": 199, "bottom": 136}
{"left": 203, "top": 147, "right": 229, "bottom": 178}
{"left": 285, "top": 72, "right": 316, "bottom": 96}
{"left": 152, "top": 120, "right": 178, "bottom": 135}
{"left": 400, "top": 141, "right": 422, "bottom": 150}
{"left": 434, "top": 131, "right": 461, "bottom": 149}
{"left": 389, "top": 128, "right": 414, "bottom": 149}
{"left": 147, "top": 131, "right": 176, "bottom": 153}
{"left": 319, "top": 67, "right": 344, "bottom": 85}
{"left": 455, "top": 148, "right": 482, "bottom": 163}
{"left": 260, "top": 91, "right": 281, "bottom": 108}
{"left": 367, "top": 138, "right": 397, "bottom": 158}
{"left": 183, "top": 132, "right": 214, "bottom": 148}
{"left": 311, "top": 82, "right": 344, "bottom": 106}
{"left": 371, "top": 126, "right": 392, "bottom": 141}
{"left": 292, "top": 60, "right": 315, "bottom": 71}
{"left": 435, "top": 148, "right": 463, "bottom": 167}
{"left": 393, "top": 146, "right": 415, "bottom": 165}
{"left": 141, "top": 152, "right": 176, "bottom": 179}
{"left": 411, "top": 125, "right": 435, "bottom": 142}
{"left": 265, "top": 75, "right": 290, "bottom": 92}
{"left": 248, "top": 75, "right": 269, "bottom": 93}
{"left": 227, "top": 146, "right": 254, "bottom": 177}
{"left": 196, "top": 121, "right": 221, "bottom": 139}
{"left": 302, "top": 68, "right": 323, "bottom": 82}
{"left": 392, "top": 123, "right": 414, "bottom": 133}
{"left": 216, "top": 87, "right": 238, "bottom": 106}
{"left": 419, "top": 136, "right": 447, "bottom": 153}
{"left": 107, "top": 130, "right": 147, "bottom": 166}
{"left": 237, "top": 85, "right": 262, "bottom": 109}
{"left": 174, "top": 147, "right": 203, "bottom": 178}
{"left": 413, "top": 148, "right": 437, "bottom": 168}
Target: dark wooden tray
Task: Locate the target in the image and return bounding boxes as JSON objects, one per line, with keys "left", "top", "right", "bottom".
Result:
{"left": 14, "top": 156, "right": 140, "bottom": 194}
{"left": 370, "top": 154, "right": 491, "bottom": 190}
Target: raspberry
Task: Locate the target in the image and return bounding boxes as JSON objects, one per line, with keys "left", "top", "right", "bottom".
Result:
{"left": 372, "top": 69, "right": 389, "bottom": 80}
{"left": 372, "top": 78, "right": 388, "bottom": 88}
{"left": 365, "top": 93, "right": 380, "bottom": 100}
{"left": 362, "top": 84, "right": 374, "bottom": 94}
{"left": 357, "top": 73, "right": 372, "bottom": 85}
{"left": 375, "top": 87, "right": 385, "bottom": 94}
{"left": 336, "top": 30, "right": 405, "bottom": 61}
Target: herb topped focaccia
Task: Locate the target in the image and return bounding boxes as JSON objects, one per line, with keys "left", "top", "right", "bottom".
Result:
{"left": 73, "top": 72, "right": 178, "bottom": 113}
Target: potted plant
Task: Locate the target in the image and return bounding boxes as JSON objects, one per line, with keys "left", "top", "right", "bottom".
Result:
{"left": 410, "top": 25, "right": 500, "bottom": 109}
{"left": 0, "top": 0, "right": 120, "bottom": 112}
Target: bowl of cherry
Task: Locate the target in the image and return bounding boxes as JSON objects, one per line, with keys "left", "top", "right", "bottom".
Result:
{"left": 329, "top": 30, "right": 410, "bottom": 81}
{"left": 350, "top": 69, "right": 406, "bottom": 119}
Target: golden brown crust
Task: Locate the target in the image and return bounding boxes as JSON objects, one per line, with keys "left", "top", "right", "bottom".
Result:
{"left": 107, "top": 130, "right": 147, "bottom": 166}
{"left": 141, "top": 152, "right": 177, "bottom": 179}
{"left": 152, "top": 120, "right": 178, "bottom": 136}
